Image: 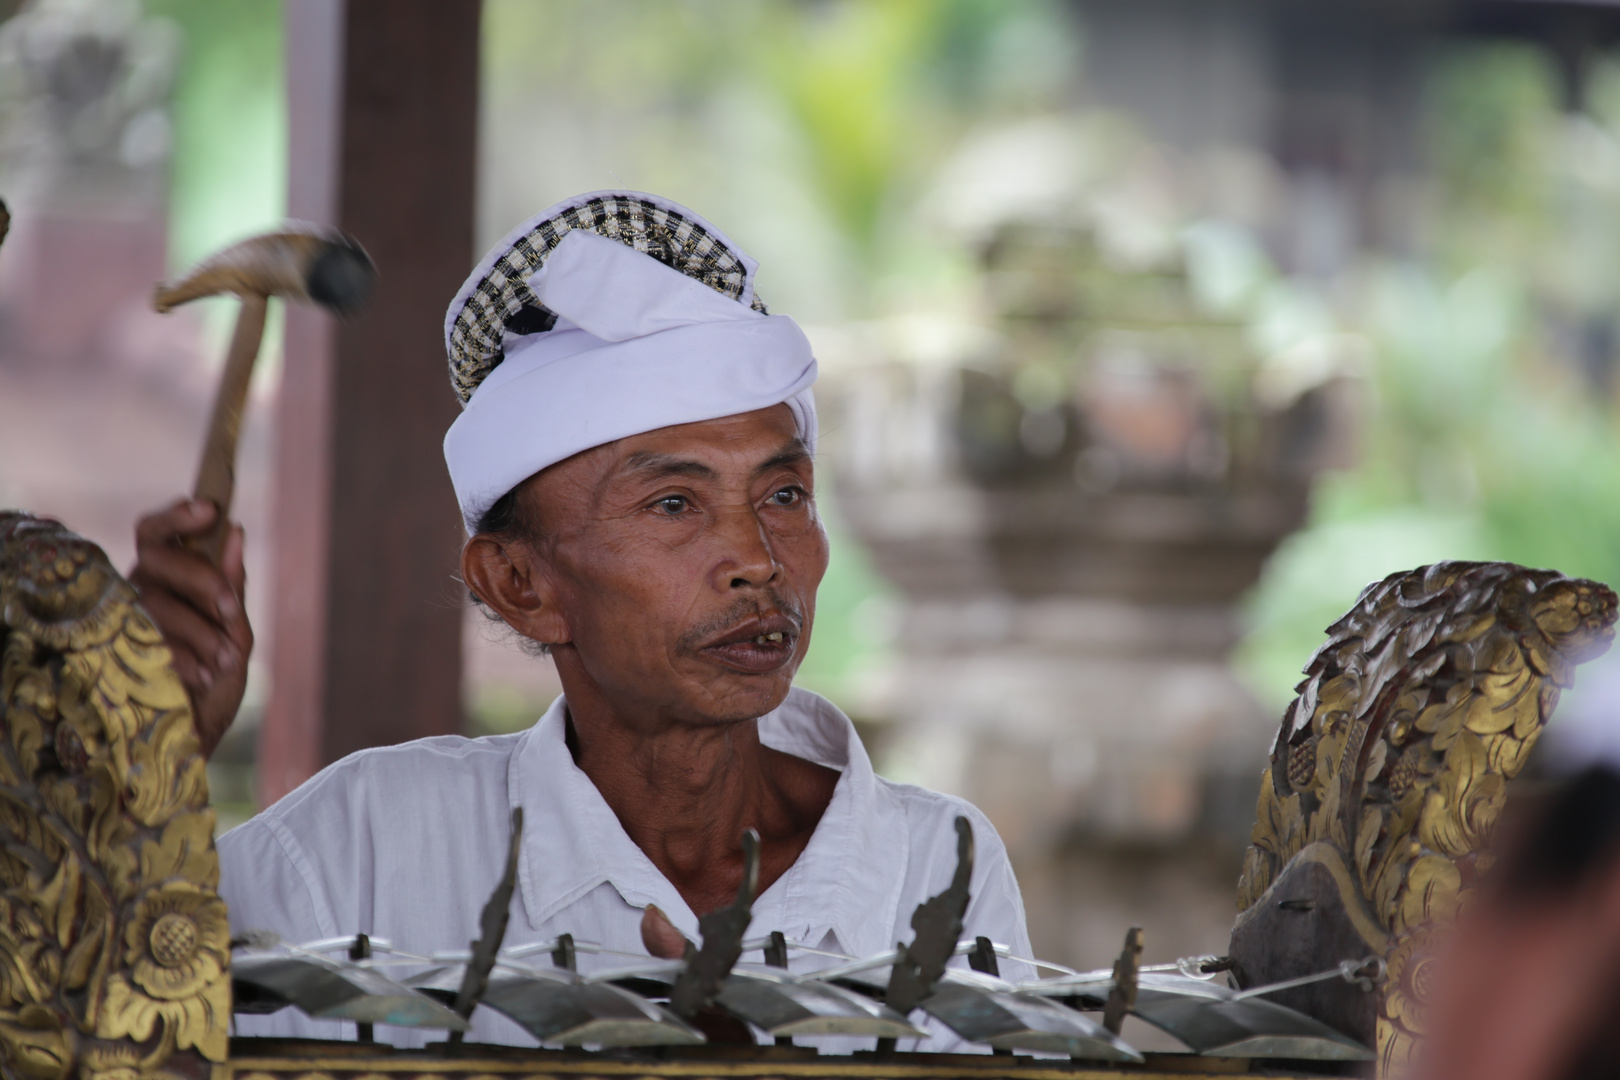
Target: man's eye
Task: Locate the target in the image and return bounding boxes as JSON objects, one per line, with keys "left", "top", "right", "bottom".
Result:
{"left": 654, "top": 496, "right": 689, "bottom": 514}
{"left": 769, "top": 488, "right": 802, "bottom": 507}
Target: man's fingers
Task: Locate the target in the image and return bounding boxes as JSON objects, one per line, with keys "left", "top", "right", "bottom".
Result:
{"left": 132, "top": 497, "right": 238, "bottom": 625}
{"left": 155, "top": 634, "right": 211, "bottom": 694}
{"left": 131, "top": 538, "right": 239, "bottom": 626}
{"left": 130, "top": 497, "right": 252, "bottom": 761}
{"left": 640, "top": 905, "right": 691, "bottom": 960}
{"left": 134, "top": 498, "right": 217, "bottom": 547}
{"left": 137, "top": 593, "right": 232, "bottom": 683}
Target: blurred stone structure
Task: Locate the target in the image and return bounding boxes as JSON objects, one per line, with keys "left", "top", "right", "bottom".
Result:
{"left": 0, "top": 0, "right": 178, "bottom": 365}
{"left": 818, "top": 114, "right": 1359, "bottom": 969}
{"left": 835, "top": 250, "right": 1349, "bottom": 780}
{"left": 834, "top": 232, "right": 1332, "bottom": 844}
{"left": 821, "top": 0, "right": 1620, "bottom": 974}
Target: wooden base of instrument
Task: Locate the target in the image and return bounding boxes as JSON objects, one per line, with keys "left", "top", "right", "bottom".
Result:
{"left": 219, "top": 1037, "right": 1321, "bottom": 1080}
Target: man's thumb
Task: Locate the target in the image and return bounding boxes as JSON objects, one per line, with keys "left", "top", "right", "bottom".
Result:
{"left": 640, "top": 904, "right": 691, "bottom": 960}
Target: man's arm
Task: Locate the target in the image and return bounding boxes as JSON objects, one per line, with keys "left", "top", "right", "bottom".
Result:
{"left": 128, "top": 498, "right": 252, "bottom": 757}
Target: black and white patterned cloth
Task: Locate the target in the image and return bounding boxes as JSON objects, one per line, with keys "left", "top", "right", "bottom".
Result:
{"left": 443, "top": 191, "right": 771, "bottom": 405}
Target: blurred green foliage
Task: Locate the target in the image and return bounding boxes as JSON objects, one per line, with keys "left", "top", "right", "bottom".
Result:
{"left": 761, "top": 0, "right": 943, "bottom": 257}
{"left": 144, "top": 0, "right": 283, "bottom": 361}
{"left": 479, "top": 0, "right": 1074, "bottom": 312}
{"left": 144, "top": 0, "right": 283, "bottom": 272}
{"left": 1238, "top": 44, "right": 1620, "bottom": 710}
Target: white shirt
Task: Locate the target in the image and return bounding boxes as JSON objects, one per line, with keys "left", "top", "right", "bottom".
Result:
{"left": 219, "top": 687, "right": 1033, "bottom": 1050}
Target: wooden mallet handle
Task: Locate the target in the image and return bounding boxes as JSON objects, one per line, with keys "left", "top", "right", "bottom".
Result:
{"left": 187, "top": 293, "right": 268, "bottom": 565}
{"left": 156, "top": 226, "right": 374, "bottom": 565}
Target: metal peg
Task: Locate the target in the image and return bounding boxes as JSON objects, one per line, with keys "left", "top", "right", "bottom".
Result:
{"left": 552, "top": 933, "right": 577, "bottom": 973}
{"left": 348, "top": 934, "right": 374, "bottom": 1043}
{"left": 1102, "top": 927, "right": 1143, "bottom": 1036}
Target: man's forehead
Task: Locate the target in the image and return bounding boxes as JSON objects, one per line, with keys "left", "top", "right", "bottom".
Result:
{"left": 612, "top": 407, "right": 804, "bottom": 470}
{"left": 523, "top": 407, "right": 809, "bottom": 515}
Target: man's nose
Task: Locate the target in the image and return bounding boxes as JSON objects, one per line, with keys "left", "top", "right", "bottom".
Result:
{"left": 713, "top": 504, "right": 780, "bottom": 590}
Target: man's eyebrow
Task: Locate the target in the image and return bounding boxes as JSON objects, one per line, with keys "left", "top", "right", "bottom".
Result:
{"left": 616, "top": 441, "right": 811, "bottom": 484}
{"left": 754, "top": 441, "right": 813, "bottom": 477}
{"left": 620, "top": 451, "right": 720, "bottom": 481}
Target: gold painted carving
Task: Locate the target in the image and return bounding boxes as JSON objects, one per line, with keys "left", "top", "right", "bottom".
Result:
{"left": 1234, "top": 561, "right": 1617, "bottom": 1074}
{"left": 0, "top": 512, "right": 228, "bottom": 1078}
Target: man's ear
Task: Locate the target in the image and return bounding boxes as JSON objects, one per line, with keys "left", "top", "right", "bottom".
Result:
{"left": 461, "top": 534, "right": 571, "bottom": 647}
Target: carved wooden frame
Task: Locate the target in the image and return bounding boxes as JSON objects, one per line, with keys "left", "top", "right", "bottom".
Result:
{"left": 1230, "top": 561, "right": 1617, "bottom": 1074}
{"left": 0, "top": 513, "right": 228, "bottom": 1079}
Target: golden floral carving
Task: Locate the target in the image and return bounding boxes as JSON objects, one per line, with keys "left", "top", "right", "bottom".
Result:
{"left": 124, "top": 884, "right": 228, "bottom": 1000}
{"left": 1381, "top": 926, "right": 1438, "bottom": 1040}
{"left": 0, "top": 513, "right": 228, "bottom": 1076}
{"left": 1233, "top": 561, "right": 1617, "bottom": 1073}
{"left": 0, "top": 1004, "right": 73, "bottom": 1080}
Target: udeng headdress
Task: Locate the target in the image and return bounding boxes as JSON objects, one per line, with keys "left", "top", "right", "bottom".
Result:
{"left": 441, "top": 191, "right": 817, "bottom": 533}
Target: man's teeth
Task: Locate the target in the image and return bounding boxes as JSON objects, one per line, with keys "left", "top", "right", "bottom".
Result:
{"left": 752, "top": 632, "right": 785, "bottom": 644}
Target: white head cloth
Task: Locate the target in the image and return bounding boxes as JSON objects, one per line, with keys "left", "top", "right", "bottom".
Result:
{"left": 443, "top": 193, "right": 817, "bottom": 534}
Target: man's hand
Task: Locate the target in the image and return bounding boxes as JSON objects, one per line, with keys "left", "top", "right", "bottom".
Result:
{"left": 128, "top": 499, "right": 252, "bottom": 759}
{"left": 640, "top": 904, "right": 691, "bottom": 960}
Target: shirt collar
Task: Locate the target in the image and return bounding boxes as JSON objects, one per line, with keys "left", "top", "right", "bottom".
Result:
{"left": 508, "top": 687, "right": 906, "bottom": 960}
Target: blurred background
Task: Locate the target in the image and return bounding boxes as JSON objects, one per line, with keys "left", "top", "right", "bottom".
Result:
{"left": 4, "top": 0, "right": 1620, "bottom": 983}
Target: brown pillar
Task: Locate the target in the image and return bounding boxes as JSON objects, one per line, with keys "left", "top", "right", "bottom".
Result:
{"left": 262, "top": 0, "right": 479, "bottom": 804}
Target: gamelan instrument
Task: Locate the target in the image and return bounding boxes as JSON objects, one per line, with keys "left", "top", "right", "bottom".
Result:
{"left": 0, "top": 506, "right": 1614, "bottom": 1079}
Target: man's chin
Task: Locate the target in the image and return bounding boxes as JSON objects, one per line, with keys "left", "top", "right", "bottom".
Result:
{"left": 684, "top": 668, "right": 797, "bottom": 725}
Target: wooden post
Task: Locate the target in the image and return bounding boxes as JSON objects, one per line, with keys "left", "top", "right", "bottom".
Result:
{"left": 262, "top": 0, "right": 478, "bottom": 804}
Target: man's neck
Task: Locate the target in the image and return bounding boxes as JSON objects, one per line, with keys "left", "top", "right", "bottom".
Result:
{"left": 556, "top": 677, "right": 839, "bottom": 917}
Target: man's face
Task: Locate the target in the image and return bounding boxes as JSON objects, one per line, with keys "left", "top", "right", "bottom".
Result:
{"left": 520, "top": 404, "right": 828, "bottom": 729}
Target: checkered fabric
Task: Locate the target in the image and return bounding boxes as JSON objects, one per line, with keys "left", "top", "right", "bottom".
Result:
{"left": 446, "top": 193, "right": 770, "bottom": 404}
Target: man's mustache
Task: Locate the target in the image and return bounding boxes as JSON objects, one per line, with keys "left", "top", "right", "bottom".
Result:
{"left": 679, "top": 590, "right": 804, "bottom": 651}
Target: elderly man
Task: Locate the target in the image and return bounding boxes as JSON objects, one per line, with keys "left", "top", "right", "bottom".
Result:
{"left": 132, "top": 192, "right": 1031, "bottom": 1048}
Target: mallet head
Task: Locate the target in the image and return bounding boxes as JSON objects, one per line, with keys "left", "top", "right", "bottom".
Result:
{"left": 153, "top": 223, "right": 376, "bottom": 315}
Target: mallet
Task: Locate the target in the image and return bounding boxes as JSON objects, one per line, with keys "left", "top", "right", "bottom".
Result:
{"left": 154, "top": 226, "right": 375, "bottom": 564}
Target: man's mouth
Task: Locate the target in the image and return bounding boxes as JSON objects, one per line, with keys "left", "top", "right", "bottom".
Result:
{"left": 699, "top": 614, "right": 800, "bottom": 674}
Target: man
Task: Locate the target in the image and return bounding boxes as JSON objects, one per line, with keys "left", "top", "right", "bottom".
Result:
{"left": 133, "top": 192, "right": 1031, "bottom": 1048}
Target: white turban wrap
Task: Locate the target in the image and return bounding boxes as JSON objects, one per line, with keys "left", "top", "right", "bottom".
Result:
{"left": 443, "top": 194, "right": 818, "bottom": 534}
